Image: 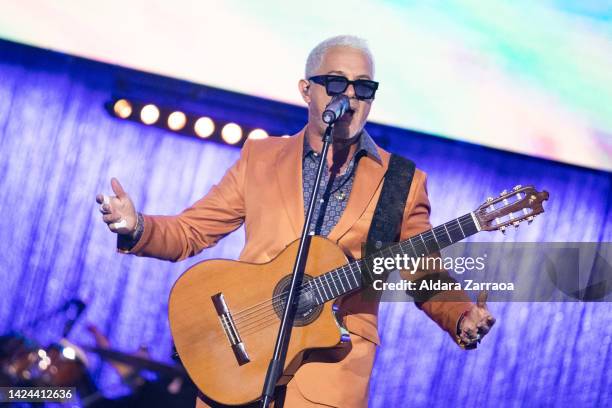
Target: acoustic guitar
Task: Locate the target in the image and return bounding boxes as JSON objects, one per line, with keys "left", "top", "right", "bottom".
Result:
{"left": 168, "top": 185, "right": 548, "bottom": 406}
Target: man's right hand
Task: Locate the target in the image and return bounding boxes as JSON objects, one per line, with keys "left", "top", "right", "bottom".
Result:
{"left": 96, "top": 177, "right": 137, "bottom": 235}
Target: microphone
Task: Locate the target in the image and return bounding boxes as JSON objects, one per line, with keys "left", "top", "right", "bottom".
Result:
{"left": 322, "top": 95, "right": 350, "bottom": 124}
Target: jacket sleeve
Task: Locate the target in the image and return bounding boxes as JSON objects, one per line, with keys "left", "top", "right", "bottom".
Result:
{"left": 119, "top": 140, "right": 252, "bottom": 262}
{"left": 398, "top": 170, "right": 473, "bottom": 346}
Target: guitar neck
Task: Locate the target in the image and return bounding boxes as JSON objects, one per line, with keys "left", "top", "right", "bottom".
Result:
{"left": 307, "top": 213, "right": 481, "bottom": 305}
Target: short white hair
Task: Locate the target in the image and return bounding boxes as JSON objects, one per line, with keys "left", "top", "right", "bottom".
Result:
{"left": 305, "top": 35, "right": 375, "bottom": 79}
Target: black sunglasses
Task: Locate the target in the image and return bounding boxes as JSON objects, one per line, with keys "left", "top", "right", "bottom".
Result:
{"left": 308, "top": 75, "right": 379, "bottom": 100}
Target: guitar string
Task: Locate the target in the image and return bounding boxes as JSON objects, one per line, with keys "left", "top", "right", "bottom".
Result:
{"left": 204, "top": 205, "right": 525, "bottom": 338}
{"left": 229, "top": 218, "right": 477, "bottom": 331}
{"left": 233, "top": 236, "right": 426, "bottom": 327}
{"left": 211, "top": 268, "right": 359, "bottom": 340}
{"left": 230, "top": 218, "right": 476, "bottom": 325}
{"left": 232, "top": 224, "right": 474, "bottom": 335}
{"left": 235, "top": 244, "right": 426, "bottom": 334}
{"left": 236, "top": 250, "right": 450, "bottom": 335}
{"left": 235, "top": 268, "right": 354, "bottom": 333}
{"left": 236, "top": 244, "right": 423, "bottom": 335}
{"left": 222, "top": 217, "right": 500, "bottom": 338}
{"left": 233, "top": 201, "right": 524, "bottom": 322}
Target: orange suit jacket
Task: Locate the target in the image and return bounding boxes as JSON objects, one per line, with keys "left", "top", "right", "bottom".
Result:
{"left": 124, "top": 127, "right": 472, "bottom": 407}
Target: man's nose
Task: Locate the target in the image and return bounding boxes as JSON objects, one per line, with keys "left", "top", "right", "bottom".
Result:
{"left": 344, "top": 83, "right": 356, "bottom": 99}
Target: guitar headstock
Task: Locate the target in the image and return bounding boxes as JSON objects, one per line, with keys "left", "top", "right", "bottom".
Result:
{"left": 474, "top": 185, "right": 549, "bottom": 232}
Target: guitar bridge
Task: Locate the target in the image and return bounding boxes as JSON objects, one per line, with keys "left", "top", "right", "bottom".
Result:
{"left": 211, "top": 293, "right": 250, "bottom": 366}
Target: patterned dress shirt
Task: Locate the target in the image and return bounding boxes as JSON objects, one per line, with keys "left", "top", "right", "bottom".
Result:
{"left": 302, "top": 130, "right": 381, "bottom": 236}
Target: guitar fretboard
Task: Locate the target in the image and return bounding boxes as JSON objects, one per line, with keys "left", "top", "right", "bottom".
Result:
{"left": 306, "top": 213, "right": 480, "bottom": 304}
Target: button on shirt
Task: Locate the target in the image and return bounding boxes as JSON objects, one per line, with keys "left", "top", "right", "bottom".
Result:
{"left": 302, "top": 130, "right": 381, "bottom": 236}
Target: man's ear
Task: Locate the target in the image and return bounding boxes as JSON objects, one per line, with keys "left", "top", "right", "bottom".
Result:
{"left": 298, "top": 79, "right": 311, "bottom": 103}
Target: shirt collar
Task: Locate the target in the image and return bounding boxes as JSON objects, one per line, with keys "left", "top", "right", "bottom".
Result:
{"left": 303, "top": 129, "right": 382, "bottom": 164}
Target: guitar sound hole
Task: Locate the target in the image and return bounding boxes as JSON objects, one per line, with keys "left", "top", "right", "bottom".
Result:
{"left": 272, "top": 274, "right": 323, "bottom": 327}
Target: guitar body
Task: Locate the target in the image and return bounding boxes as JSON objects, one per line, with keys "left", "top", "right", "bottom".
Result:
{"left": 168, "top": 236, "right": 349, "bottom": 406}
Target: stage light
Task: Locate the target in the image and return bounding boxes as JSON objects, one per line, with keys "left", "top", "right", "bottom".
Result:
{"left": 194, "top": 117, "right": 215, "bottom": 138}
{"left": 113, "top": 99, "right": 132, "bottom": 119}
{"left": 168, "top": 111, "right": 187, "bottom": 131}
{"left": 140, "top": 104, "right": 160, "bottom": 125}
{"left": 221, "top": 123, "right": 242, "bottom": 145}
{"left": 281, "top": 135, "right": 290, "bottom": 138}
{"left": 248, "top": 129, "right": 269, "bottom": 140}
{"left": 62, "top": 346, "right": 76, "bottom": 360}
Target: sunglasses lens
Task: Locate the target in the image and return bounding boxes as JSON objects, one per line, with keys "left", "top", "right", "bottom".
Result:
{"left": 354, "top": 81, "right": 377, "bottom": 99}
{"left": 312, "top": 75, "right": 378, "bottom": 99}
{"left": 326, "top": 77, "right": 348, "bottom": 95}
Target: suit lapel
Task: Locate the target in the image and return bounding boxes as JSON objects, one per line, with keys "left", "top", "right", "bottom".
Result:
{"left": 327, "top": 152, "right": 387, "bottom": 242}
{"left": 275, "top": 129, "right": 306, "bottom": 238}
{"left": 274, "top": 128, "right": 389, "bottom": 242}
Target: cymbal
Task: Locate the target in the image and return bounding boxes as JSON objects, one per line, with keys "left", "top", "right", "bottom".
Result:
{"left": 81, "top": 345, "right": 187, "bottom": 377}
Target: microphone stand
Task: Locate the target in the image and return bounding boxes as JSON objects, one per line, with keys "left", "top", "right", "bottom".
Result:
{"left": 260, "top": 123, "right": 335, "bottom": 408}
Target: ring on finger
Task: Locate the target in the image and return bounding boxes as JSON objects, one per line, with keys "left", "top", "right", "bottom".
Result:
{"left": 110, "top": 219, "right": 128, "bottom": 230}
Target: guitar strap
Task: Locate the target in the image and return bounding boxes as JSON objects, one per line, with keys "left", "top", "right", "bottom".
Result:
{"left": 366, "top": 153, "right": 416, "bottom": 248}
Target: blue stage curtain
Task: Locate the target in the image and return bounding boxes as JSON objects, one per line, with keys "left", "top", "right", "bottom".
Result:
{"left": 0, "top": 40, "right": 610, "bottom": 406}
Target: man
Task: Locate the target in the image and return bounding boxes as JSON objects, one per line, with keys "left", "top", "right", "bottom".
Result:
{"left": 97, "top": 36, "right": 495, "bottom": 407}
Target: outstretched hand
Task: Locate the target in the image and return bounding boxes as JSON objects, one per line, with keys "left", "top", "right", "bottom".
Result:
{"left": 96, "top": 177, "right": 137, "bottom": 235}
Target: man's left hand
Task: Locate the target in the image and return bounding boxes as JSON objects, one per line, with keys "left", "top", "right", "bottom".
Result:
{"left": 458, "top": 291, "right": 496, "bottom": 347}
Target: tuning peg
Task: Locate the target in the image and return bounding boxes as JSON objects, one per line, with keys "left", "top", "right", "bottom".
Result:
{"left": 513, "top": 184, "right": 522, "bottom": 191}
{"left": 486, "top": 197, "right": 494, "bottom": 203}
{"left": 527, "top": 216, "right": 534, "bottom": 225}
{"left": 513, "top": 221, "right": 520, "bottom": 228}
{"left": 500, "top": 189, "right": 508, "bottom": 196}
{"left": 500, "top": 226, "right": 506, "bottom": 234}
